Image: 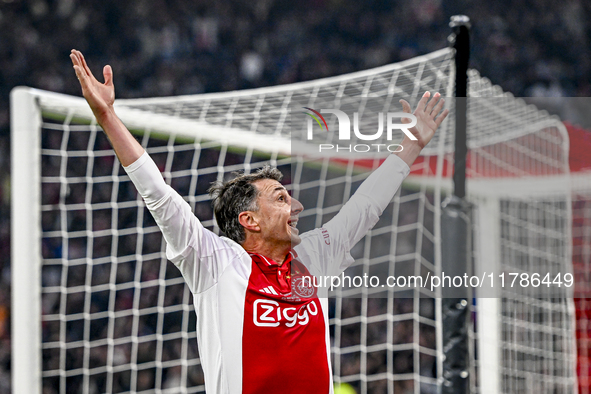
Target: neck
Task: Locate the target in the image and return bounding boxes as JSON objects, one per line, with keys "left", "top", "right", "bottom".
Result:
{"left": 242, "top": 238, "right": 290, "bottom": 265}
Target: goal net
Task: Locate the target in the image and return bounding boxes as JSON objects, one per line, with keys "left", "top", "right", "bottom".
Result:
{"left": 11, "top": 47, "right": 578, "bottom": 393}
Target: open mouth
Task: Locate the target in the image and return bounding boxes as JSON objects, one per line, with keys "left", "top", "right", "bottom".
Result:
{"left": 288, "top": 218, "right": 298, "bottom": 229}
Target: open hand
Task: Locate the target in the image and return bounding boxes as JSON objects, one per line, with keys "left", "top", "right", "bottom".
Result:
{"left": 70, "top": 49, "right": 115, "bottom": 121}
{"left": 399, "top": 92, "right": 449, "bottom": 149}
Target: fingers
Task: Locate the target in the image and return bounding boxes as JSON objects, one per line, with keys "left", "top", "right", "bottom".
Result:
{"left": 415, "top": 91, "right": 431, "bottom": 113}
{"left": 70, "top": 51, "right": 87, "bottom": 91}
{"left": 70, "top": 50, "right": 84, "bottom": 74}
{"left": 77, "top": 50, "right": 93, "bottom": 78}
{"left": 70, "top": 49, "right": 96, "bottom": 81}
{"left": 430, "top": 96, "right": 445, "bottom": 117}
{"left": 435, "top": 108, "right": 450, "bottom": 127}
{"left": 71, "top": 50, "right": 97, "bottom": 97}
{"left": 72, "top": 63, "right": 81, "bottom": 82}
{"left": 399, "top": 99, "right": 411, "bottom": 113}
{"left": 426, "top": 93, "right": 448, "bottom": 126}
{"left": 70, "top": 50, "right": 87, "bottom": 83}
{"left": 103, "top": 65, "right": 113, "bottom": 87}
{"left": 401, "top": 92, "right": 446, "bottom": 116}
{"left": 70, "top": 51, "right": 81, "bottom": 72}
{"left": 72, "top": 64, "right": 91, "bottom": 93}
{"left": 415, "top": 91, "right": 447, "bottom": 122}
{"left": 399, "top": 99, "right": 413, "bottom": 124}
{"left": 425, "top": 92, "right": 441, "bottom": 114}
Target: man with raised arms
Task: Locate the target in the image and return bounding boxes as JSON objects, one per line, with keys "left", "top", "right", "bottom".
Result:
{"left": 70, "top": 49, "right": 448, "bottom": 393}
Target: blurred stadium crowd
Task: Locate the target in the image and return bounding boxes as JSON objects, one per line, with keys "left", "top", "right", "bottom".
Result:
{"left": 1, "top": 0, "right": 590, "bottom": 392}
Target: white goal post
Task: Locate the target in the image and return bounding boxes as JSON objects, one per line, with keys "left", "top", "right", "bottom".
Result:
{"left": 11, "top": 47, "right": 578, "bottom": 394}
{"left": 11, "top": 86, "right": 44, "bottom": 394}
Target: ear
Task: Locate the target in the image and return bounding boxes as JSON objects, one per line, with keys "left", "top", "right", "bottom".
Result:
{"left": 238, "top": 211, "right": 260, "bottom": 232}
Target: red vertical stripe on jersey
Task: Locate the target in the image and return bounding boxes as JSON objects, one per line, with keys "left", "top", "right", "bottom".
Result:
{"left": 242, "top": 254, "right": 330, "bottom": 393}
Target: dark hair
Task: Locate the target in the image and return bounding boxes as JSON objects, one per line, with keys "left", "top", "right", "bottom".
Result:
{"left": 208, "top": 166, "right": 283, "bottom": 244}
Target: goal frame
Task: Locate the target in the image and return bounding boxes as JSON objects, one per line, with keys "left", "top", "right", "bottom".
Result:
{"left": 11, "top": 87, "right": 43, "bottom": 394}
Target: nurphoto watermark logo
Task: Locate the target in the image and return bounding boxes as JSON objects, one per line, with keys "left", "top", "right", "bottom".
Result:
{"left": 302, "top": 107, "right": 417, "bottom": 153}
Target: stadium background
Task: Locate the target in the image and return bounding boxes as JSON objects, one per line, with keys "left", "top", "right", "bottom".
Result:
{"left": 1, "top": 0, "right": 591, "bottom": 392}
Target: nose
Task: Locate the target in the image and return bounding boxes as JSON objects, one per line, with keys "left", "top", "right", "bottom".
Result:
{"left": 291, "top": 197, "right": 304, "bottom": 215}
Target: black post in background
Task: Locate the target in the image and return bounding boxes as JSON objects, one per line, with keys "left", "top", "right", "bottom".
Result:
{"left": 451, "top": 15, "right": 470, "bottom": 199}
{"left": 441, "top": 15, "right": 471, "bottom": 394}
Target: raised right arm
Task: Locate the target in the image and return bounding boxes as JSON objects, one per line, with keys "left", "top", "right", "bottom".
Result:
{"left": 70, "top": 49, "right": 144, "bottom": 166}
{"left": 71, "top": 49, "right": 189, "bottom": 256}
{"left": 71, "top": 50, "right": 228, "bottom": 292}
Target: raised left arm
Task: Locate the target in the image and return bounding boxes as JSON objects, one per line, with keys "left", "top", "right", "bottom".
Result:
{"left": 319, "top": 92, "right": 448, "bottom": 273}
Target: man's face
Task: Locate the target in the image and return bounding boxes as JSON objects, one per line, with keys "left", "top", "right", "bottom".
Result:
{"left": 251, "top": 178, "right": 304, "bottom": 248}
